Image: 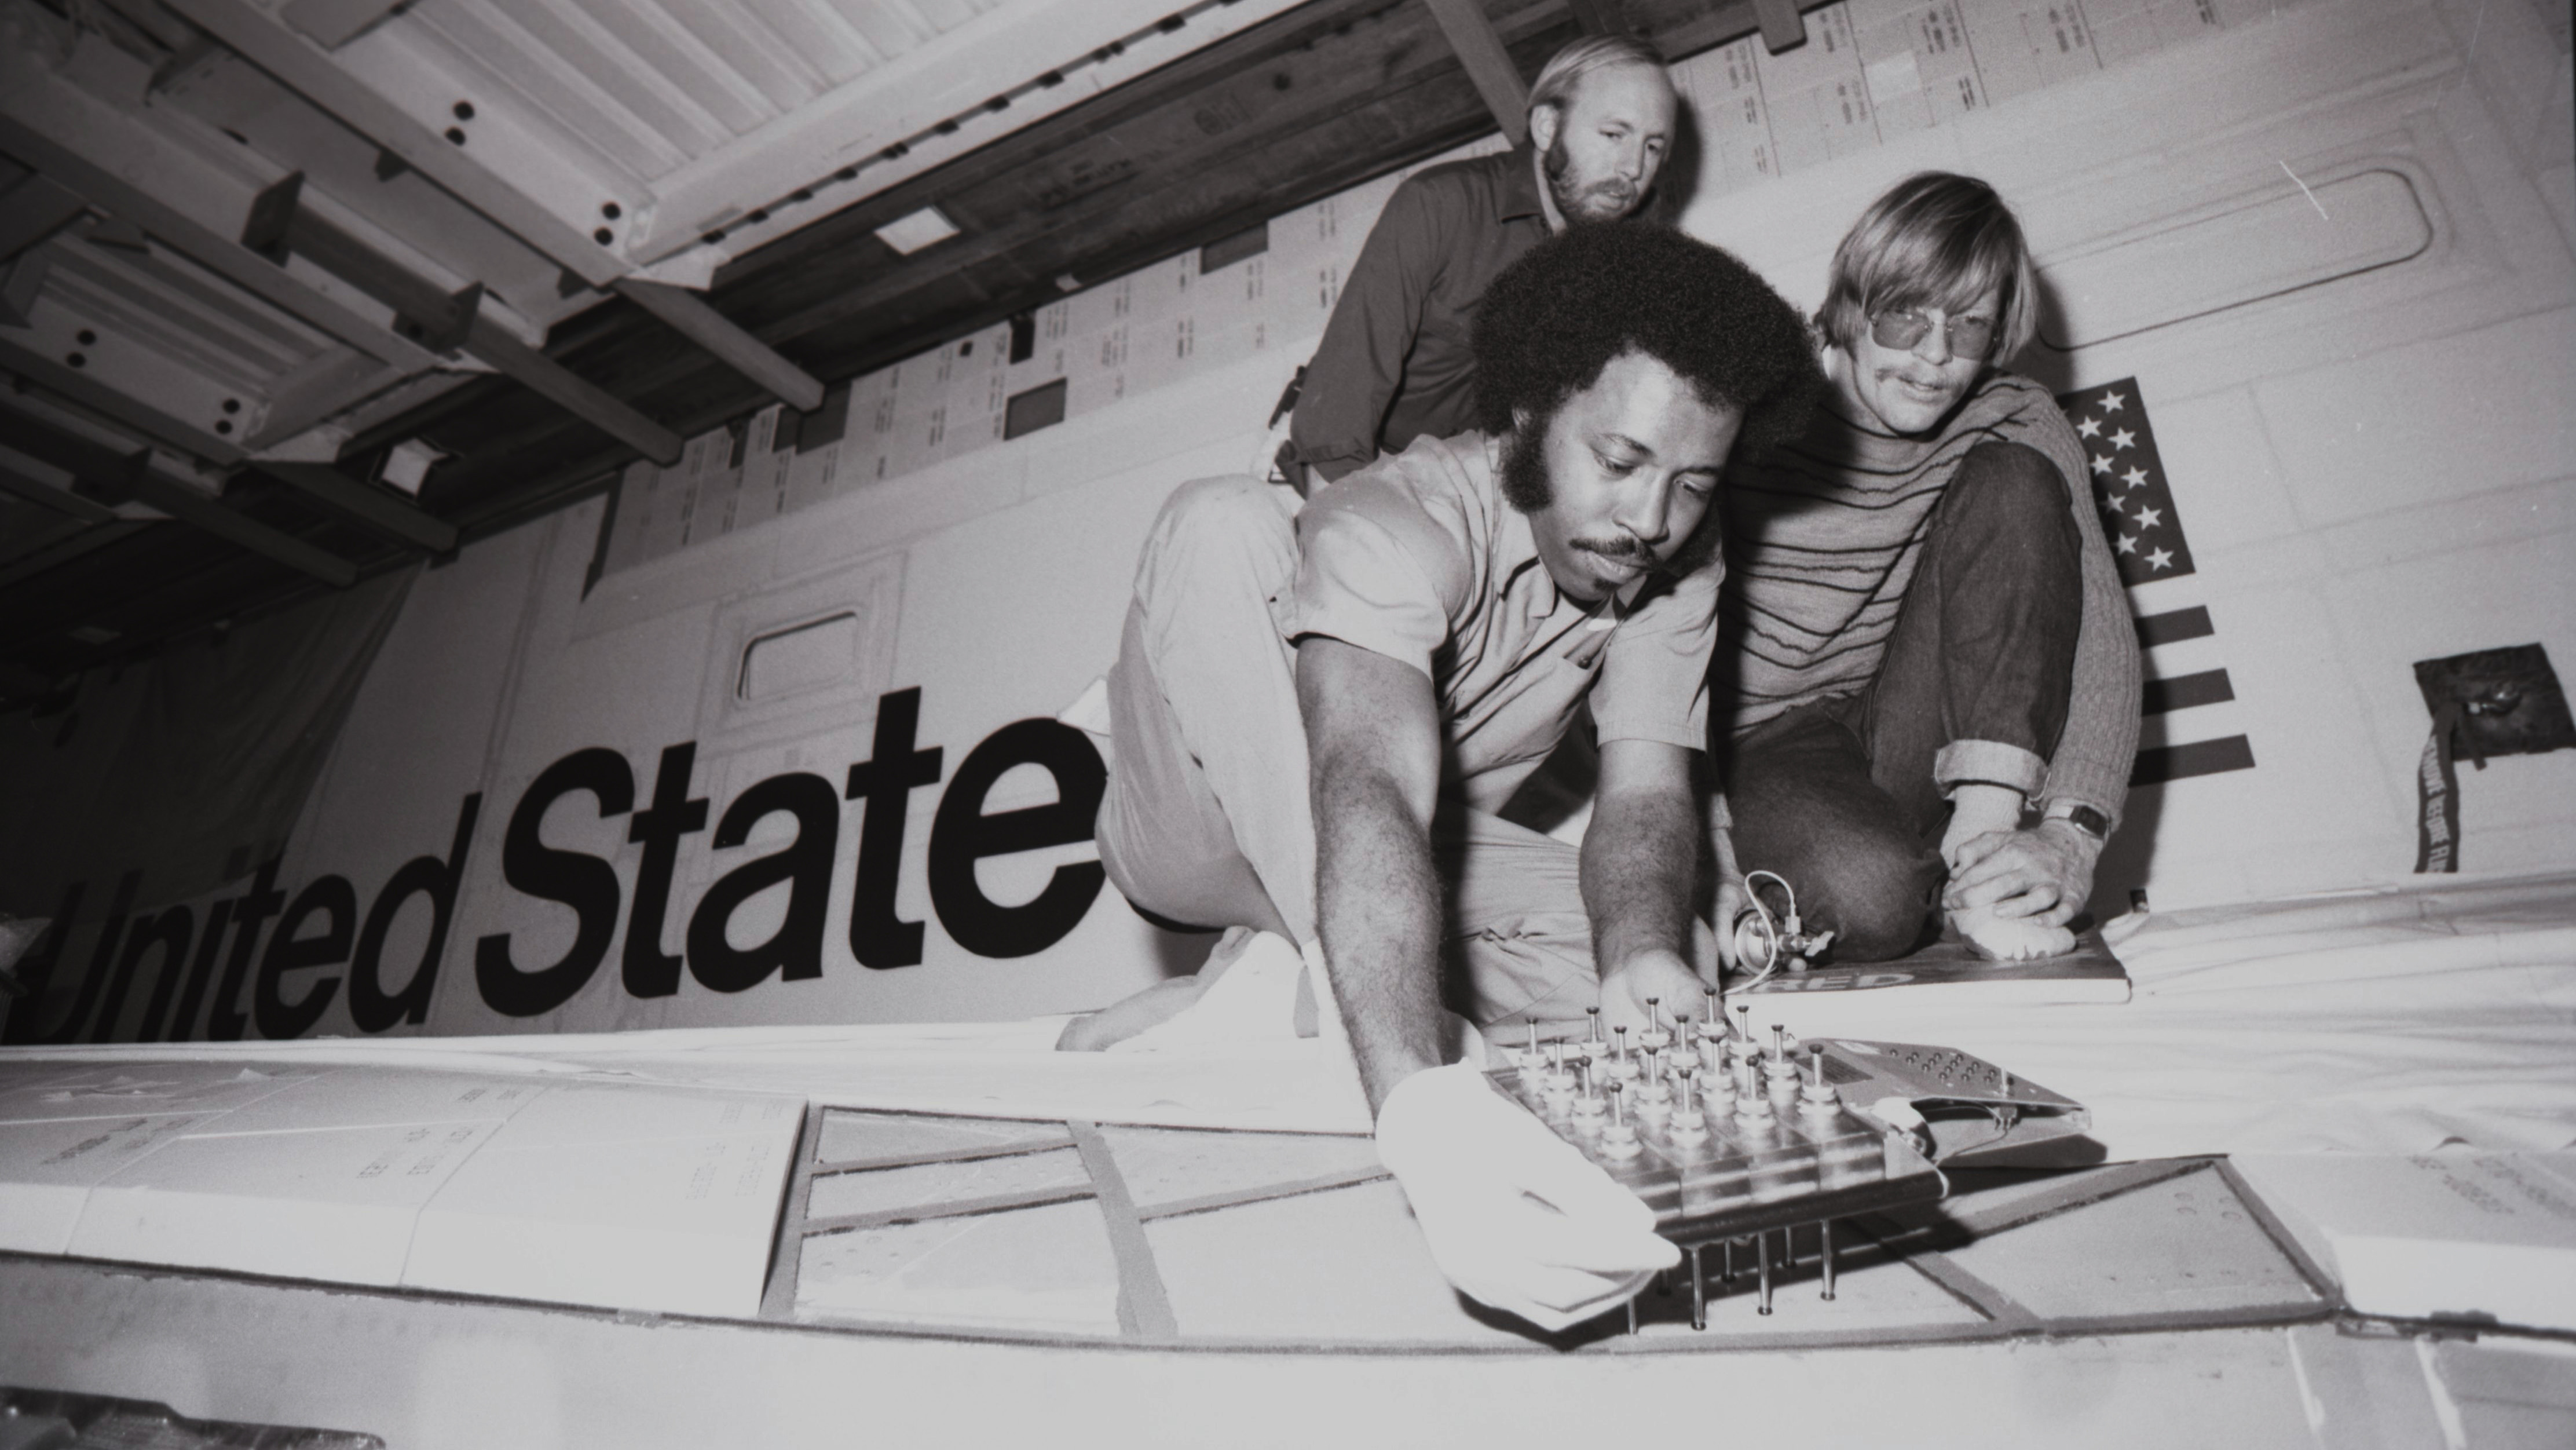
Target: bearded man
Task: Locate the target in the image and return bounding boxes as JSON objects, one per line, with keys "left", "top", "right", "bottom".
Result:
{"left": 1285, "top": 34, "right": 1679, "bottom": 492}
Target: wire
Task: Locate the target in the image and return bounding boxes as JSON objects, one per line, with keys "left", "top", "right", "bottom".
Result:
{"left": 1724, "top": 870, "right": 1802, "bottom": 992}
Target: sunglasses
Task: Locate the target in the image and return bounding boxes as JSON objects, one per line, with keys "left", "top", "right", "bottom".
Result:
{"left": 1868, "top": 307, "right": 1999, "bottom": 361}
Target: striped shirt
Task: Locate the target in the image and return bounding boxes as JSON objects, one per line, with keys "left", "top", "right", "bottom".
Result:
{"left": 1717, "top": 368, "right": 2140, "bottom": 822}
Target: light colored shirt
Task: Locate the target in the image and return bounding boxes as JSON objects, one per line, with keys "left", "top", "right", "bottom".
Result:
{"left": 1274, "top": 432, "right": 1721, "bottom": 814}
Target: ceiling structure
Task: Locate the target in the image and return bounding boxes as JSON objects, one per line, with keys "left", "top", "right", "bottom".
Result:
{"left": 0, "top": 0, "right": 1812, "bottom": 708}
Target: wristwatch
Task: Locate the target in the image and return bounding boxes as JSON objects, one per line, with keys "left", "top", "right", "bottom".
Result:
{"left": 2043, "top": 801, "right": 2112, "bottom": 842}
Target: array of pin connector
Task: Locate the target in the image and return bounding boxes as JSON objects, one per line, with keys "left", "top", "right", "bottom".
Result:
{"left": 1496, "top": 990, "right": 1948, "bottom": 1330}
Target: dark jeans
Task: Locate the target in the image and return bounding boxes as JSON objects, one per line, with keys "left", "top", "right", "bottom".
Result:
{"left": 1720, "top": 443, "right": 2081, "bottom": 960}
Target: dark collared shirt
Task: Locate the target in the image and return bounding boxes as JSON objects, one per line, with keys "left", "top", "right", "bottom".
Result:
{"left": 1289, "top": 147, "right": 1551, "bottom": 483}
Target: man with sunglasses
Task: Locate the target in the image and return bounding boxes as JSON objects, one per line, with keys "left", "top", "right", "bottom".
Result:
{"left": 1711, "top": 172, "right": 2139, "bottom": 963}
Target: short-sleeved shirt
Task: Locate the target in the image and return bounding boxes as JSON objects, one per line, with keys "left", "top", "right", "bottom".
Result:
{"left": 1287, "top": 148, "right": 1550, "bottom": 483}
{"left": 1272, "top": 432, "right": 1721, "bottom": 813}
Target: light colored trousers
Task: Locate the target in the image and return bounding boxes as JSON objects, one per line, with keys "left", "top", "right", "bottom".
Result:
{"left": 1093, "top": 476, "right": 1609, "bottom": 1029}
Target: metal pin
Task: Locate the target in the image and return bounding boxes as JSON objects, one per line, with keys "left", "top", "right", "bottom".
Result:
{"left": 1771, "top": 1022, "right": 1787, "bottom": 1064}
{"left": 1821, "top": 1220, "right": 1837, "bottom": 1302}
{"left": 1690, "top": 1243, "right": 1707, "bottom": 1330}
{"left": 1526, "top": 1017, "right": 1540, "bottom": 1062}
{"left": 1627, "top": 1296, "right": 1638, "bottom": 1336}
{"left": 1757, "top": 1230, "right": 1774, "bottom": 1314}
{"left": 1810, "top": 1042, "right": 1826, "bottom": 1088}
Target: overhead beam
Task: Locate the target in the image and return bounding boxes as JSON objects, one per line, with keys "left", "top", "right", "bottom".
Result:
{"left": 1422, "top": 0, "right": 1532, "bottom": 146}
{"left": 245, "top": 348, "right": 401, "bottom": 450}
{"left": 1564, "top": 0, "right": 1620, "bottom": 35}
{"left": 112, "top": 467, "right": 355, "bottom": 587}
{"left": 277, "top": 202, "right": 683, "bottom": 465}
{"left": 279, "top": 0, "right": 402, "bottom": 49}
{"left": 0, "top": 112, "right": 438, "bottom": 374}
{"left": 0, "top": 516, "right": 140, "bottom": 591}
{"left": 0, "top": 335, "right": 244, "bottom": 465}
{"left": 252, "top": 460, "right": 457, "bottom": 551}
{"left": 636, "top": 0, "right": 1313, "bottom": 265}
{"left": 612, "top": 280, "right": 824, "bottom": 413}
{"left": 0, "top": 506, "right": 92, "bottom": 565}
{"left": 0, "top": 173, "right": 85, "bottom": 263}
{"left": 0, "top": 404, "right": 357, "bottom": 587}
{"left": 0, "top": 458, "right": 118, "bottom": 523}
{"left": 163, "top": 0, "right": 630, "bottom": 287}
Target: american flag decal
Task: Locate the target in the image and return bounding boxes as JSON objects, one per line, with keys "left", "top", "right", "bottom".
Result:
{"left": 2063, "top": 380, "right": 2193, "bottom": 585}
{"left": 2058, "top": 379, "right": 2254, "bottom": 788}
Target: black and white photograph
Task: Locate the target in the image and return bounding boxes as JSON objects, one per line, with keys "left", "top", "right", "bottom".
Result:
{"left": 0, "top": 0, "right": 2569, "bottom": 1444}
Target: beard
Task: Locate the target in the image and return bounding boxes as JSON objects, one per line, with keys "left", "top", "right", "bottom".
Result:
{"left": 1543, "top": 136, "right": 1640, "bottom": 226}
{"left": 1497, "top": 420, "right": 1554, "bottom": 512}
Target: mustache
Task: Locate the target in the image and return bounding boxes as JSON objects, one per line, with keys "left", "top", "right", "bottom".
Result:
{"left": 1570, "top": 533, "right": 1652, "bottom": 562}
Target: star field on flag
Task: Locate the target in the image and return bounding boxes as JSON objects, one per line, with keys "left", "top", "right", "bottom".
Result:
{"left": 2059, "top": 378, "right": 2194, "bottom": 585}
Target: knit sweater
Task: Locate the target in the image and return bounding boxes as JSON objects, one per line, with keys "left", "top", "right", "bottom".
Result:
{"left": 1717, "top": 368, "right": 2142, "bottom": 826}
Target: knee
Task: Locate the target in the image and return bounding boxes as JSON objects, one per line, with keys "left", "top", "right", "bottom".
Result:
{"left": 1748, "top": 834, "right": 1938, "bottom": 963}
{"left": 1157, "top": 474, "right": 1289, "bottom": 553}
{"left": 1941, "top": 444, "right": 2077, "bottom": 561}
{"left": 1140, "top": 475, "right": 1296, "bottom": 597}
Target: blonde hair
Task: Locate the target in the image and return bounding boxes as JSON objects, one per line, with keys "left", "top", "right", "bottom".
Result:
{"left": 1527, "top": 34, "right": 1668, "bottom": 120}
{"left": 1816, "top": 173, "right": 2039, "bottom": 361}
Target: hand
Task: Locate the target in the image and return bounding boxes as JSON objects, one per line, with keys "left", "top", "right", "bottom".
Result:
{"left": 1598, "top": 947, "right": 1708, "bottom": 1038}
{"left": 1712, "top": 874, "right": 1748, "bottom": 971}
{"left": 1942, "top": 819, "right": 2100, "bottom": 926}
{"left": 1373, "top": 1062, "right": 1679, "bottom": 1331}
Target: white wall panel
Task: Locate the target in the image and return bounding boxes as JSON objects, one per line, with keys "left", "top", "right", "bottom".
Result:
{"left": 17, "top": 0, "right": 2571, "bottom": 1046}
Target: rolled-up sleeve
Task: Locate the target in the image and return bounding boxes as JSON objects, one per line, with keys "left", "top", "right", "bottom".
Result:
{"left": 1591, "top": 565, "right": 1722, "bottom": 753}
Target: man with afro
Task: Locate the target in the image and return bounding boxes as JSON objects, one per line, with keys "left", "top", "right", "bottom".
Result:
{"left": 1064, "top": 224, "right": 1819, "bottom": 1333}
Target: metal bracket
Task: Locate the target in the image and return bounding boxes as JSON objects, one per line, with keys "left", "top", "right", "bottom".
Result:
{"left": 408, "top": 280, "right": 484, "bottom": 357}
{"left": 1752, "top": 0, "right": 1807, "bottom": 54}
{"left": 0, "top": 173, "right": 87, "bottom": 264}
{"left": 0, "top": 252, "right": 47, "bottom": 329}
{"left": 240, "top": 170, "right": 303, "bottom": 264}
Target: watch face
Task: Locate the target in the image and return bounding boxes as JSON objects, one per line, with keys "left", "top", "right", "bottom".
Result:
{"left": 2061, "top": 805, "right": 2110, "bottom": 841}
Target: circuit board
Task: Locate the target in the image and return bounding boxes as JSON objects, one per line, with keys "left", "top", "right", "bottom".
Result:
{"left": 1488, "top": 1025, "right": 2089, "bottom": 1248}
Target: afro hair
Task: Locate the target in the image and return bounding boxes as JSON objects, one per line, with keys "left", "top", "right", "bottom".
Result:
{"left": 1470, "top": 222, "right": 1821, "bottom": 459}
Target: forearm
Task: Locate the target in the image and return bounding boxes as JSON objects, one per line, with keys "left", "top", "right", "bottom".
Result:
{"left": 1581, "top": 785, "right": 1702, "bottom": 975}
{"left": 1313, "top": 769, "right": 1447, "bottom": 1111}
{"left": 2046, "top": 468, "right": 2143, "bottom": 825}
